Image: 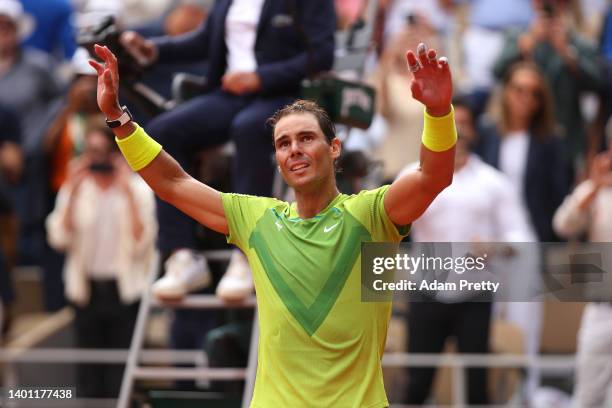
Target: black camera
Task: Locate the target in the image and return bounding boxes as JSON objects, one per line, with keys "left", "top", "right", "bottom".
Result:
{"left": 77, "top": 15, "right": 170, "bottom": 116}
{"left": 542, "top": 0, "right": 555, "bottom": 17}
{"left": 77, "top": 15, "right": 144, "bottom": 82}
{"left": 89, "top": 161, "right": 114, "bottom": 174}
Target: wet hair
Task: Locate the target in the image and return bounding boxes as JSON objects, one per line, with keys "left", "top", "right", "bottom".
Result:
{"left": 267, "top": 99, "right": 336, "bottom": 145}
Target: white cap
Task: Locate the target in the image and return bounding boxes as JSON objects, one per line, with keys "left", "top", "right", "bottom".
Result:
{"left": 76, "top": 0, "right": 122, "bottom": 29}
{"left": 0, "top": 0, "right": 35, "bottom": 40}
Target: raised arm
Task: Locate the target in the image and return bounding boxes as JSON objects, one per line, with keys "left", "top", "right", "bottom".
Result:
{"left": 88, "top": 44, "right": 228, "bottom": 235}
{"left": 384, "top": 43, "right": 456, "bottom": 226}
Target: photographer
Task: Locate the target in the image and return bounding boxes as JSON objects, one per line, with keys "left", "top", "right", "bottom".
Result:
{"left": 117, "top": 0, "right": 336, "bottom": 301}
{"left": 45, "top": 120, "right": 157, "bottom": 398}
{"left": 493, "top": 0, "right": 603, "bottom": 170}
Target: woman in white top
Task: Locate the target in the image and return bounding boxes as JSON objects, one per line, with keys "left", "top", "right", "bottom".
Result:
{"left": 477, "top": 62, "right": 571, "bottom": 401}
{"left": 554, "top": 143, "right": 612, "bottom": 408}
{"left": 478, "top": 61, "right": 570, "bottom": 242}
{"left": 46, "top": 119, "right": 157, "bottom": 397}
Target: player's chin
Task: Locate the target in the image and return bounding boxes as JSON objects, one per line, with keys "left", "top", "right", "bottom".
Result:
{"left": 285, "top": 172, "right": 314, "bottom": 190}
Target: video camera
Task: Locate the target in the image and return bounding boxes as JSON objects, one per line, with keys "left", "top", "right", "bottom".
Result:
{"left": 77, "top": 15, "right": 172, "bottom": 116}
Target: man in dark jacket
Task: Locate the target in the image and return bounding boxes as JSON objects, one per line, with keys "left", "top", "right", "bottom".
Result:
{"left": 120, "top": 1, "right": 336, "bottom": 299}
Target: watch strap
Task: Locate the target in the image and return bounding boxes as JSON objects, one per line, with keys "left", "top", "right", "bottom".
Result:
{"left": 106, "top": 106, "right": 133, "bottom": 128}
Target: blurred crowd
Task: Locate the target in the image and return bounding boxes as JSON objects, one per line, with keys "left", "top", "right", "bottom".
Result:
{"left": 0, "top": 0, "right": 611, "bottom": 405}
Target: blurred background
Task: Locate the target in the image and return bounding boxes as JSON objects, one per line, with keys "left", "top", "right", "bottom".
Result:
{"left": 0, "top": 0, "right": 612, "bottom": 407}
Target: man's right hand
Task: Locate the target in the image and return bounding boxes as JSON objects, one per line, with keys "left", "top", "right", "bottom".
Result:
{"left": 120, "top": 31, "right": 158, "bottom": 67}
{"left": 89, "top": 45, "right": 122, "bottom": 118}
{"left": 89, "top": 45, "right": 136, "bottom": 137}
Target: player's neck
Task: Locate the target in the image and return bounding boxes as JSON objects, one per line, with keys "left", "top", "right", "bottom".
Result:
{"left": 294, "top": 181, "right": 340, "bottom": 219}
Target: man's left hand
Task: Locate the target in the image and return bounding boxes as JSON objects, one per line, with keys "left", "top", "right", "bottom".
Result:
{"left": 406, "top": 43, "right": 452, "bottom": 117}
{"left": 221, "top": 72, "right": 262, "bottom": 95}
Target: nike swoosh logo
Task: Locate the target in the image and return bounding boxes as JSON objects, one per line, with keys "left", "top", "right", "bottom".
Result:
{"left": 324, "top": 223, "right": 339, "bottom": 233}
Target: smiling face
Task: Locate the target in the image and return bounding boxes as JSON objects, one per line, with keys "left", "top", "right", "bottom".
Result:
{"left": 273, "top": 112, "right": 341, "bottom": 192}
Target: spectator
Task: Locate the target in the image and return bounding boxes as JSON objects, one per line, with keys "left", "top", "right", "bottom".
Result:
{"left": 131, "top": 3, "right": 210, "bottom": 123}
{"left": 589, "top": 5, "right": 612, "bottom": 160}
{"left": 553, "top": 131, "right": 612, "bottom": 241}
{"left": 383, "top": 0, "right": 456, "bottom": 40}
{"left": 398, "top": 99, "right": 535, "bottom": 405}
{"left": 45, "top": 120, "right": 157, "bottom": 398}
{"left": 379, "top": 1, "right": 463, "bottom": 112}
{"left": 553, "top": 132, "right": 612, "bottom": 408}
{"left": 0, "top": 0, "right": 61, "bottom": 264}
{"left": 0, "top": 0, "right": 59, "bottom": 153}
{"left": 479, "top": 61, "right": 570, "bottom": 242}
{"left": 493, "top": 0, "right": 603, "bottom": 169}
{"left": 368, "top": 13, "right": 442, "bottom": 181}
{"left": 45, "top": 48, "right": 100, "bottom": 200}
{"left": 118, "top": 0, "right": 335, "bottom": 301}
{"left": 0, "top": 105, "right": 22, "bottom": 342}
{"left": 478, "top": 61, "right": 570, "bottom": 399}
{"left": 461, "top": 0, "right": 534, "bottom": 114}
{"left": 20, "top": 0, "right": 76, "bottom": 61}
{"left": 38, "top": 48, "right": 100, "bottom": 311}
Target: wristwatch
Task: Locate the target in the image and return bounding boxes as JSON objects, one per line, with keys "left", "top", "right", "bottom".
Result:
{"left": 106, "top": 106, "right": 133, "bottom": 128}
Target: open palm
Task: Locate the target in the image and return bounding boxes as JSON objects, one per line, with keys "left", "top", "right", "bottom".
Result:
{"left": 88, "top": 45, "right": 122, "bottom": 118}
{"left": 406, "top": 43, "right": 453, "bottom": 116}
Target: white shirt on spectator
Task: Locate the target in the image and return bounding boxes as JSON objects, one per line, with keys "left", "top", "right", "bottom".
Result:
{"left": 498, "top": 130, "right": 538, "bottom": 239}
{"left": 399, "top": 154, "right": 535, "bottom": 242}
{"left": 553, "top": 178, "right": 612, "bottom": 408}
{"left": 225, "top": 0, "right": 265, "bottom": 74}
{"left": 87, "top": 186, "right": 121, "bottom": 279}
{"left": 46, "top": 176, "right": 158, "bottom": 306}
{"left": 553, "top": 180, "right": 612, "bottom": 241}
{"left": 499, "top": 131, "right": 529, "bottom": 196}
{"left": 398, "top": 154, "right": 539, "bottom": 325}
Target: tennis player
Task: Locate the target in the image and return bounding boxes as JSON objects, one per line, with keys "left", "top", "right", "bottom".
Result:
{"left": 89, "top": 41, "right": 456, "bottom": 407}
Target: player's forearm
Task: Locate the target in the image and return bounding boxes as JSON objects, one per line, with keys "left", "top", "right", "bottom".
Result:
{"left": 138, "top": 150, "right": 191, "bottom": 203}
{"left": 419, "top": 106, "right": 456, "bottom": 190}
{"left": 113, "top": 123, "right": 182, "bottom": 202}
{"left": 419, "top": 146, "right": 455, "bottom": 193}
{"left": 112, "top": 124, "right": 229, "bottom": 234}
